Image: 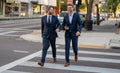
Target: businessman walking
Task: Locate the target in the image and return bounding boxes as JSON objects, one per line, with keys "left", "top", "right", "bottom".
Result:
{"left": 38, "top": 6, "right": 60, "bottom": 67}
{"left": 62, "top": 4, "right": 82, "bottom": 67}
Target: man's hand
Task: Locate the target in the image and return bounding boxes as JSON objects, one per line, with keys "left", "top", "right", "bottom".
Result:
{"left": 76, "top": 31, "right": 81, "bottom": 36}
{"left": 55, "top": 28, "right": 60, "bottom": 32}
{"left": 64, "top": 26, "right": 69, "bottom": 30}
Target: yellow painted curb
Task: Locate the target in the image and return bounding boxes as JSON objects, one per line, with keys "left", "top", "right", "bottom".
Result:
{"left": 31, "top": 32, "right": 40, "bottom": 35}
{"left": 80, "top": 44, "right": 106, "bottom": 49}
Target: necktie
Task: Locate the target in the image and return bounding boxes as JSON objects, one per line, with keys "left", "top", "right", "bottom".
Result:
{"left": 48, "top": 16, "right": 51, "bottom": 24}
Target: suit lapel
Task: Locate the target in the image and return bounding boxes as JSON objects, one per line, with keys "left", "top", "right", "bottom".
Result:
{"left": 51, "top": 15, "right": 54, "bottom": 25}
{"left": 44, "top": 15, "right": 47, "bottom": 24}
{"left": 71, "top": 13, "right": 75, "bottom": 25}
{"left": 66, "top": 14, "right": 70, "bottom": 25}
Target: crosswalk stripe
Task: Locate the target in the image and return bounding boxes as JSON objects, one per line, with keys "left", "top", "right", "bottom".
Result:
{"left": 18, "top": 25, "right": 40, "bottom": 29}
{"left": 2, "top": 70, "right": 31, "bottom": 73}
{"left": 0, "top": 31, "right": 18, "bottom": 35}
{"left": 0, "top": 24, "right": 39, "bottom": 28}
{"left": 0, "top": 51, "right": 42, "bottom": 72}
{"left": 0, "top": 34, "right": 19, "bottom": 37}
{"left": 19, "top": 61, "right": 120, "bottom": 73}
{"left": 0, "top": 30, "right": 5, "bottom": 32}
{"left": 56, "top": 49, "right": 120, "bottom": 56}
{"left": 41, "top": 54, "right": 120, "bottom": 63}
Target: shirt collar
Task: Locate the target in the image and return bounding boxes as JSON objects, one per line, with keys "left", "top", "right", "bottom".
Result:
{"left": 47, "top": 14, "right": 52, "bottom": 17}
{"left": 69, "top": 12, "right": 74, "bottom": 17}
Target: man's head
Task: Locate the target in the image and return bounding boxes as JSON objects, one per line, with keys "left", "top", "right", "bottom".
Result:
{"left": 67, "top": 4, "right": 74, "bottom": 13}
{"left": 47, "top": 6, "right": 54, "bottom": 15}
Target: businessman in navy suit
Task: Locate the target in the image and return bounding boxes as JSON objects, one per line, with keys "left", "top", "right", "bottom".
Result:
{"left": 38, "top": 6, "right": 60, "bottom": 66}
{"left": 62, "top": 4, "right": 82, "bottom": 67}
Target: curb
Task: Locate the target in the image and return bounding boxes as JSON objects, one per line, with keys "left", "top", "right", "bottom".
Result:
{"left": 20, "top": 31, "right": 109, "bottom": 49}
{"left": 80, "top": 44, "right": 106, "bottom": 49}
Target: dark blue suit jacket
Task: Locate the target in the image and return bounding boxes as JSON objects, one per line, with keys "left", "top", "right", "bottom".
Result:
{"left": 41, "top": 15, "right": 60, "bottom": 38}
{"left": 62, "top": 13, "right": 82, "bottom": 37}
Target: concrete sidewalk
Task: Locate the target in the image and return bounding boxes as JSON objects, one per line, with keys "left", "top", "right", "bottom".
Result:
{"left": 20, "top": 30, "right": 119, "bottom": 49}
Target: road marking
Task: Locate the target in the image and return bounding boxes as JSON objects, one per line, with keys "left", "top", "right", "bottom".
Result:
{"left": 13, "top": 50, "right": 29, "bottom": 53}
{"left": 0, "top": 28, "right": 34, "bottom": 31}
{"left": 0, "top": 24, "right": 29, "bottom": 27}
{"left": 2, "top": 70, "right": 31, "bottom": 73}
{"left": 0, "top": 30, "right": 5, "bottom": 32}
{"left": 0, "top": 47, "right": 53, "bottom": 72}
{"left": 0, "top": 51, "right": 42, "bottom": 72}
{"left": 43, "top": 54, "right": 120, "bottom": 63}
{"left": 19, "top": 61, "right": 120, "bottom": 73}
{"left": 0, "top": 31, "right": 18, "bottom": 35}
{"left": 56, "top": 49, "right": 120, "bottom": 56}
{"left": 0, "top": 34, "right": 19, "bottom": 37}
{"left": 18, "top": 25, "right": 40, "bottom": 29}
{"left": 0, "top": 24, "right": 40, "bottom": 28}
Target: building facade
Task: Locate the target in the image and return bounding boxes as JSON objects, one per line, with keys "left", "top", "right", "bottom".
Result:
{"left": 116, "top": 3, "right": 120, "bottom": 17}
{"left": 0, "top": 0, "right": 57, "bottom": 17}
{"left": 0, "top": 0, "right": 4, "bottom": 17}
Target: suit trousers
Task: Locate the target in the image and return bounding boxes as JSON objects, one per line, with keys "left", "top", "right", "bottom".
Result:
{"left": 41, "top": 36, "right": 56, "bottom": 63}
{"left": 65, "top": 34, "right": 78, "bottom": 62}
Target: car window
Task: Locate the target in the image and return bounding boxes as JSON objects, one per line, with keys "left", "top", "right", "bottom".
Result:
{"left": 59, "top": 13, "right": 67, "bottom": 17}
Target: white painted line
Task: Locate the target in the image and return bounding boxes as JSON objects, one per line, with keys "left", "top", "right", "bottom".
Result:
{"left": 0, "top": 34, "right": 19, "bottom": 37}
{"left": 0, "top": 28, "right": 34, "bottom": 31}
{"left": 56, "top": 49, "right": 120, "bottom": 56}
{"left": 43, "top": 54, "right": 120, "bottom": 64}
{"left": 19, "top": 61, "right": 120, "bottom": 73}
{"left": 18, "top": 25, "right": 40, "bottom": 29}
{"left": 0, "top": 30, "right": 5, "bottom": 32}
{"left": 0, "top": 31, "right": 18, "bottom": 35}
{"left": 0, "top": 47, "right": 53, "bottom": 72}
{"left": 0, "top": 24, "right": 28, "bottom": 27}
{"left": 0, "top": 51, "right": 42, "bottom": 72}
{"left": 13, "top": 50, "right": 29, "bottom": 54}
{"left": 2, "top": 70, "right": 32, "bottom": 73}
{"left": 0, "top": 24, "right": 40, "bottom": 28}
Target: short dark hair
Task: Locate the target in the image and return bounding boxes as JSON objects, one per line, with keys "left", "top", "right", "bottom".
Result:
{"left": 67, "top": 4, "right": 74, "bottom": 7}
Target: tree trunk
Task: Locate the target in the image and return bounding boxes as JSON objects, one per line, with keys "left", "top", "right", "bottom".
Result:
{"left": 84, "top": 0, "right": 94, "bottom": 30}
{"left": 85, "top": 0, "right": 94, "bottom": 20}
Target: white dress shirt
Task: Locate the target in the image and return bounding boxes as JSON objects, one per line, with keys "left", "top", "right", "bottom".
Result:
{"left": 47, "top": 15, "right": 52, "bottom": 23}
{"left": 69, "top": 12, "right": 74, "bottom": 24}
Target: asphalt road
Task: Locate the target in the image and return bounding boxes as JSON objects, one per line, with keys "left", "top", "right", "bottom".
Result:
{"left": 2, "top": 45, "right": 120, "bottom": 73}
{"left": 0, "top": 19, "right": 42, "bottom": 72}
{"left": 0, "top": 19, "right": 41, "bottom": 29}
{"left": 0, "top": 19, "right": 120, "bottom": 73}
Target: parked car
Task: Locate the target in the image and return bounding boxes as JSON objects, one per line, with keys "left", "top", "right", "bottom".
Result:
{"left": 58, "top": 11, "right": 86, "bottom": 29}
{"left": 91, "top": 14, "right": 105, "bottom": 24}
{"left": 57, "top": 11, "right": 68, "bottom": 24}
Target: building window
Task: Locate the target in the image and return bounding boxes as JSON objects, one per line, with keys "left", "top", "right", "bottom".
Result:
{"left": 5, "top": 3, "right": 19, "bottom": 16}
{"left": 0, "top": 0, "right": 3, "bottom": 15}
{"left": 33, "top": 4, "right": 40, "bottom": 15}
{"left": 21, "top": 3, "right": 28, "bottom": 16}
{"left": 5, "top": 3, "right": 12, "bottom": 16}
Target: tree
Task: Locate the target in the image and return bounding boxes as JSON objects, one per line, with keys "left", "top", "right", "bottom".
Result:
{"left": 85, "top": 0, "right": 94, "bottom": 20}
{"left": 60, "top": 0, "right": 67, "bottom": 11}
{"left": 84, "top": 0, "right": 94, "bottom": 30}
{"left": 107, "top": 0, "right": 120, "bottom": 17}
{"left": 80, "top": 3, "right": 86, "bottom": 9}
